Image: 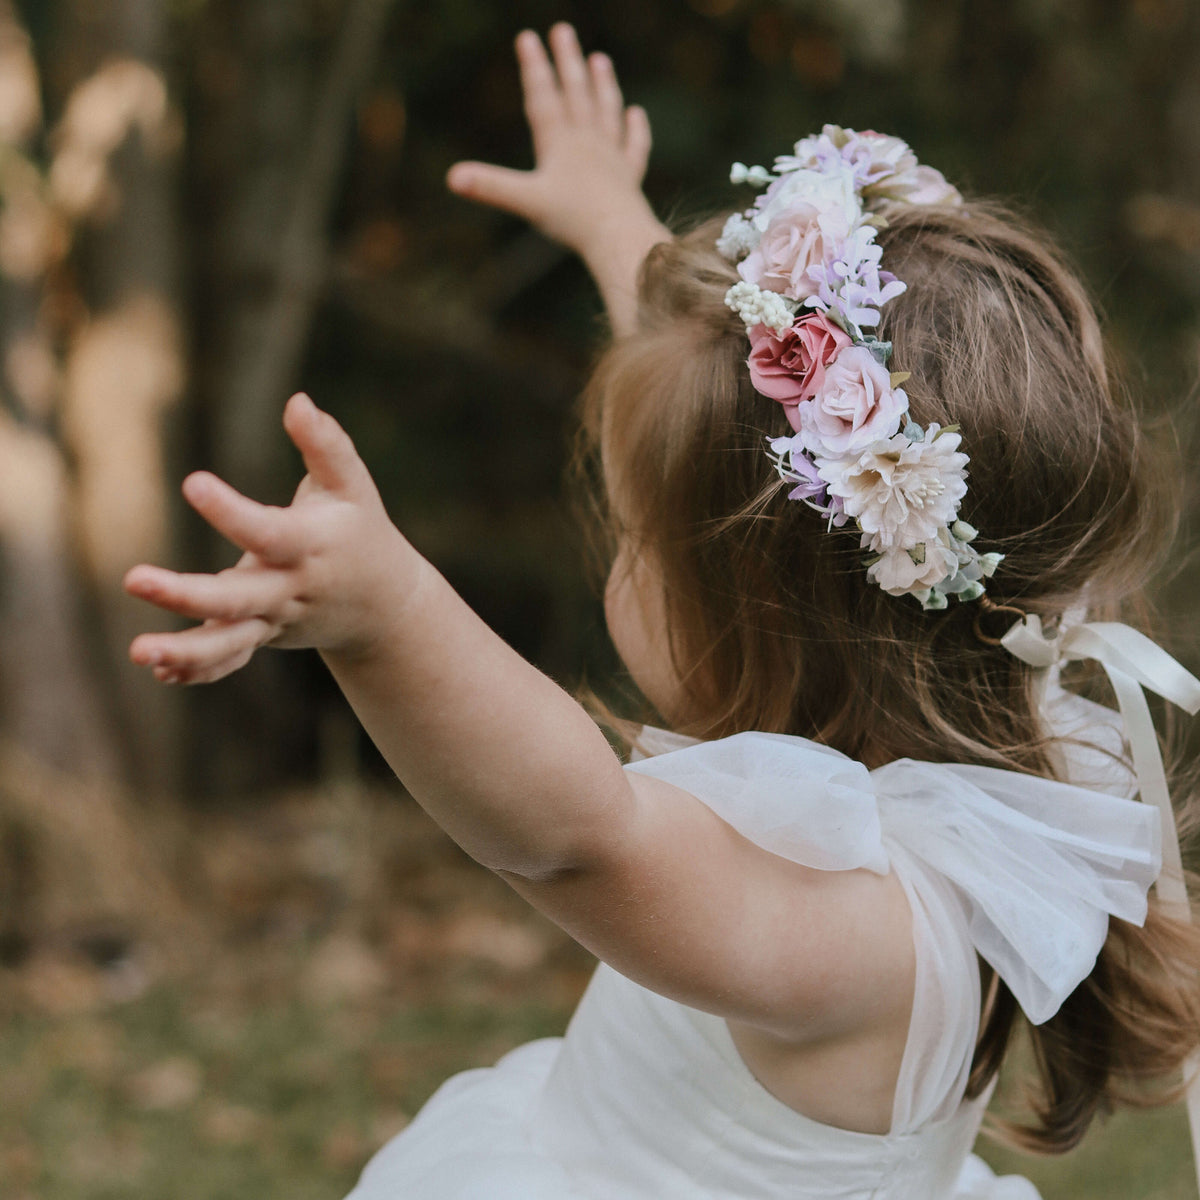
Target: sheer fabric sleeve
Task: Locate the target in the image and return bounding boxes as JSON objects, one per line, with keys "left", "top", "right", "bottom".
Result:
{"left": 625, "top": 729, "right": 1160, "bottom": 1132}
{"left": 627, "top": 730, "right": 972, "bottom": 1133}
{"left": 885, "top": 840, "right": 982, "bottom": 1132}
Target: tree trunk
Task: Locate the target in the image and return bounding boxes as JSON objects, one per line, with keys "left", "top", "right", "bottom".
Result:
{"left": 0, "top": 0, "right": 124, "bottom": 782}
{"left": 52, "top": 0, "right": 186, "bottom": 794}
{"left": 182, "top": 0, "right": 394, "bottom": 796}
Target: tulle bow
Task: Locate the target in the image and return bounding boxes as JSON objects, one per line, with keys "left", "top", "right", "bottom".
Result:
{"left": 1001, "top": 616, "right": 1200, "bottom": 918}
{"left": 626, "top": 729, "right": 1161, "bottom": 1023}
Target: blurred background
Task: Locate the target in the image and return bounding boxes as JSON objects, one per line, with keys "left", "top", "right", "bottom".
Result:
{"left": 1, "top": 0, "right": 1199, "bottom": 1196}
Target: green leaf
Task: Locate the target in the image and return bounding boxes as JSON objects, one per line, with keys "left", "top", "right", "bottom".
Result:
{"left": 860, "top": 337, "right": 893, "bottom": 366}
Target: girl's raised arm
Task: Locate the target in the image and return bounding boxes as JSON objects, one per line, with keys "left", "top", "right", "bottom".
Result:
{"left": 127, "top": 396, "right": 912, "bottom": 1053}
{"left": 447, "top": 24, "right": 671, "bottom": 335}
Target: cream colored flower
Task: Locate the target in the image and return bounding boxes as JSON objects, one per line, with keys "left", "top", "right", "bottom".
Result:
{"left": 750, "top": 165, "right": 862, "bottom": 236}
{"left": 819, "top": 425, "right": 968, "bottom": 550}
{"left": 866, "top": 534, "right": 961, "bottom": 595}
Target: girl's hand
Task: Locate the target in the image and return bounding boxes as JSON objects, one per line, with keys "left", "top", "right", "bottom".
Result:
{"left": 448, "top": 24, "right": 669, "bottom": 333}
{"left": 448, "top": 24, "right": 654, "bottom": 257}
{"left": 125, "top": 393, "right": 418, "bottom": 685}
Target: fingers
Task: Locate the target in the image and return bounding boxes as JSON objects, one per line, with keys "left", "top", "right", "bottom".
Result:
{"left": 124, "top": 561, "right": 295, "bottom": 625}
{"left": 282, "top": 392, "right": 366, "bottom": 495}
{"left": 446, "top": 161, "right": 544, "bottom": 220}
{"left": 130, "top": 617, "right": 275, "bottom": 686}
{"left": 588, "top": 52, "right": 623, "bottom": 139}
{"left": 623, "top": 105, "right": 652, "bottom": 178}
{"left": 516, "top": 26, "right": 629, "bottom": 147}
{"left": 547, "top": 23, "right": 591, "bottom": 121}
{"left": 181, "top": 472, "right": 303, "bottom": 564}
{"left": 516, "top": 28, "right": 562, "bottom": 156}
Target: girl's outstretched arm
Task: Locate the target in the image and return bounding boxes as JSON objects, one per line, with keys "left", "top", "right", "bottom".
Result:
{"left": 126, "top": 393, "right": 634, "bottom": 875}
{"left": 127, "top": 397, "right": 912, "bottom": 1052}
{"left": 447, "top": 24, "right": 670, "bottom": 335}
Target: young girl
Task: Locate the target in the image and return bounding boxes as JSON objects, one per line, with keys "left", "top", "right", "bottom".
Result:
{"left": 126, "top": 24, "right": 1200, "bottom": 1200}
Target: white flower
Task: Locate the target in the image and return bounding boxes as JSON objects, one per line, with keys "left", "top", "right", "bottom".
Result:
{"left": 819, "top": 425, "right": 969, "bottom": 551}
{"left": 865, "top": 529, "right": 960, "bottom": 596}
{"left": 751, "top": 165, "right": 862, "bottom": 235}
{"left": 724, "top": 281, "right": 796, "bottom": 334}
{"left": 716, "top": 212, "right": 759, "bottom": 260}
{"left": 778, "top": 125, "right": 963, "bottom": 207}
{"left": 730, "top": 162, "right": 774, "bottom": 187}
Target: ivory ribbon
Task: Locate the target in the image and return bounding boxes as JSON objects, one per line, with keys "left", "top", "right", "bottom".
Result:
{"left": 1001, "top": 616, "right": 1200, "bottom": 1170}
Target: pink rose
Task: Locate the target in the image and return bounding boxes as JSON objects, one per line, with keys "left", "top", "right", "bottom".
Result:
{"left": 747, "top": 314, "right": 852, "bottom": 431}
{"left": 739, "top": 203, "right": 852, "bottom": 301}
{"left": 798, "top": 345, "right": 909, "bottom": 457}
{"left": 870, "top": 163, "right": 962, "bottom": 206}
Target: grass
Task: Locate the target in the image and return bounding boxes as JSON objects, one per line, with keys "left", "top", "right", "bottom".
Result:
{"left": 5, "top": 966, "right": 1197, "bottom": 1200}
{"left": 978, "top": 1092, "right": 1197, "bottom": 1199}
{"left": 4, "top": 782, "right": 1197, "bottom": 1199}
{"left": 1, "top": 982, "right": 574, "bottom": 1199}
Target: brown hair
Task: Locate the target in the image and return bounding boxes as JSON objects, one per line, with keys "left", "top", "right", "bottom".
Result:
{"left": 578, "top": 202, "right": 1200, "bottom": 1152}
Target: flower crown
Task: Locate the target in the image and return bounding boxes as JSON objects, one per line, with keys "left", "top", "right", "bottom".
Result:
{"left": 719, "top": 126, "right": 1001, "bottom": 611}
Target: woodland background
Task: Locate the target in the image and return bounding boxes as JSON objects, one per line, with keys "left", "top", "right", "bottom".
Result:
{"left": 2, "top": 0, "right": 1200, "bottom": 1197}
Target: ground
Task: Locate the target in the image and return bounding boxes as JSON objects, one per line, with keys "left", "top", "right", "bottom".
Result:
{"left": 1, "top": 781, "right": 1196, "bottom": 1199}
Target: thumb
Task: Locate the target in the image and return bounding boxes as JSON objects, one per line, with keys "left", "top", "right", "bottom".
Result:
{"left": 447, "top": 160, "right": 546, "bottom": 221}
{"left": 282, "top": 393, "right": 366, "bottom": 493}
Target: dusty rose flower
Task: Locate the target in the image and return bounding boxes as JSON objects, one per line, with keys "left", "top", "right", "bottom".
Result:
{"left": 797, "top": 345, "right": 908, "bottom": 457}
{"left": 747, "top": 314, "right": 853, "bottom": 428}
{"left": 871, "top": 163, "right": 962, "bottom": 206}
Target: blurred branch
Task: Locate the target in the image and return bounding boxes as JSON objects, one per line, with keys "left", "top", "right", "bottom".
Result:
{"left": 1126, "top": 194, "right": 1200, "bottom": 255}
{"left": 331, "top": 205, "right": 583, "bottom": 403}
{"left": 327, "top": 252, "right": 583, "bottom": 402}
{"left": 214, "top": 0, "right": 398, "bottom": 489}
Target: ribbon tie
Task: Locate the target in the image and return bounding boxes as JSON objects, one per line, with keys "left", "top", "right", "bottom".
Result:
{"left": 1002, "top": 615, "right": 1200, "bottom": 1171}
{"left": 1002, "top": 616, "right": 1200, "bottom": 918}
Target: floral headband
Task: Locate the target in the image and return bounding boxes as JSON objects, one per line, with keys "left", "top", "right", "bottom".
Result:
{"left": 719, "top": 126, "right": 1000, "bottom": 611}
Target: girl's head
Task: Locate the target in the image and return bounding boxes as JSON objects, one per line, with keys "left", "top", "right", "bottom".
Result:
{"left": 585, "top": 201, "right": 1172, "bottom": 771}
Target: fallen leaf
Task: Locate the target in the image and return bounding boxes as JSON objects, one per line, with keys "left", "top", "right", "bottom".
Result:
{"left": 443, "top": 913, "right": 551, "bottom": 971}
{"left": 197, "top": 1100, "right": 271, "bottom": 1147}
{"left": 322, "top": 1120, "right": 367, "bottom": 1170}
{"left": 302, "top": 934, "right": 388, "bottom": 1007}
{"left": 126, "top": 1055, "right": 203, "bottom": 1111}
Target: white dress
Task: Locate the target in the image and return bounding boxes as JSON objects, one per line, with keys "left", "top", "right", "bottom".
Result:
{"left": 348, "top": 701, "right": 1161, "bottom": 1200}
